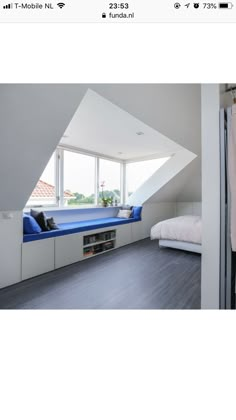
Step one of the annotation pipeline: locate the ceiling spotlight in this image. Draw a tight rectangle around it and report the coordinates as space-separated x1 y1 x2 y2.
136 131 144 136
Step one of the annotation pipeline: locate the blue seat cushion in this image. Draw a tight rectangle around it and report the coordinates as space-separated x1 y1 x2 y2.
23 216 141 243
23 213 42 234
131 206 142 219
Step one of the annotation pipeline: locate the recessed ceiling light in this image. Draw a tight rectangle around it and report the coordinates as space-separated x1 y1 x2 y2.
136 131 144 136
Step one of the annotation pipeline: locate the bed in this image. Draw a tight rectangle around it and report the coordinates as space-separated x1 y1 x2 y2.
150 215 202 254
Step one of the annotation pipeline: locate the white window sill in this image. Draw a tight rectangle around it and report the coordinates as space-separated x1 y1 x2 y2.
24 205 122 213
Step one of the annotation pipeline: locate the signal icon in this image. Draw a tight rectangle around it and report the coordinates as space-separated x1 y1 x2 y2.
57 2 65 8
3 3 12 8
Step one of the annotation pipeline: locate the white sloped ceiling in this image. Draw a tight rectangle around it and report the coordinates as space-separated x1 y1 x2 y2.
90 84 202 202
0 85 86 211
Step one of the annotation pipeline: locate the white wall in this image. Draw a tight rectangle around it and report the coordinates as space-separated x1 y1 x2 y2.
128 149 197 206
175 202 202 217
141 203 176 238
147 160 201 203
201 84 221 309
0 211 22 288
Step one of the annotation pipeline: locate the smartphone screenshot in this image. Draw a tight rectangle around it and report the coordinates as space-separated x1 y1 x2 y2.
0 2 235 420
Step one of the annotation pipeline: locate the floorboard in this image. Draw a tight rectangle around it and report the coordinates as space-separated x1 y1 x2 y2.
0 239 201 309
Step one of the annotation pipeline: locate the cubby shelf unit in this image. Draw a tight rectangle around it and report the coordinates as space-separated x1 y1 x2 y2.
83 229 116 258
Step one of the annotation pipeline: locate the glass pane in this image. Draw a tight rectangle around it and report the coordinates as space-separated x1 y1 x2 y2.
99 159 121 205
64 151 96 206
126 157 170 199
27 153 56 206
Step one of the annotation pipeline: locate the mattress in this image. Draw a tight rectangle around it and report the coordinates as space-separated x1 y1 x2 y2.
159 239 202 254
150 215 202 245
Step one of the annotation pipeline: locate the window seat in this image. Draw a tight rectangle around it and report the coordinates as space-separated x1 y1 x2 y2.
23 216 141 243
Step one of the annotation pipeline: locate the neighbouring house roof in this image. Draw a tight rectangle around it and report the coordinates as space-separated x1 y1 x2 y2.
31 180 74 199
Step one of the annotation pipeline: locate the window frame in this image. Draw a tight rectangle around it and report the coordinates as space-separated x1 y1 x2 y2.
26 146 171 210
62 147 97 207
98 155 123 206
60 146 124 208
26 145 124 209
26 151 59 208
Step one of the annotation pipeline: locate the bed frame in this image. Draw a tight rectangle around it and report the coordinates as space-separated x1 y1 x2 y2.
159 239 202 254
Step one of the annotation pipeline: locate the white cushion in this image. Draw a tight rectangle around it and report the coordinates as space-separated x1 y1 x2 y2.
117 209 132 219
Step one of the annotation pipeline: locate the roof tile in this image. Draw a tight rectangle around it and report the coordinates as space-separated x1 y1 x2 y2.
31 180 74 198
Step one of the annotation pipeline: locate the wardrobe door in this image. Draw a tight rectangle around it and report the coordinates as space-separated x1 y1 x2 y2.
220 107 235 309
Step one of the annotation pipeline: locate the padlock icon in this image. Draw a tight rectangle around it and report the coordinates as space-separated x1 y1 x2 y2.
102 12 106 18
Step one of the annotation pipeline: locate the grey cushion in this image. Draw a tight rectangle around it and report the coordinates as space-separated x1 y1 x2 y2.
47 217 59 230
30 209 50 231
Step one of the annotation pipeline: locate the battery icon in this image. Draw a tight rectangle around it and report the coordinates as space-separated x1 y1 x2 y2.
219 2 234 8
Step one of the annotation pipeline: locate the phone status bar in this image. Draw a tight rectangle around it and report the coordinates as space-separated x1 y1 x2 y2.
0 1 235 22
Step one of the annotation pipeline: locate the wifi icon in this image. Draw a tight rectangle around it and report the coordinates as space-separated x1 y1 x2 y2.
57 2 65 8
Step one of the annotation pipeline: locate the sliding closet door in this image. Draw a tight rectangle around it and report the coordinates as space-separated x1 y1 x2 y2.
220 107 235 309
226 107 234 309
219 108 227 309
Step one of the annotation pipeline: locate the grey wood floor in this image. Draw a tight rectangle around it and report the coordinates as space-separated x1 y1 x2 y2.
0 239 201 309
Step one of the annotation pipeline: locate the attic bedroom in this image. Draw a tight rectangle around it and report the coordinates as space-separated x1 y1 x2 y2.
0 83 226 309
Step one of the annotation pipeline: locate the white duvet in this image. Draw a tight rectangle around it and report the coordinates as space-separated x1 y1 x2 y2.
150 215 202 245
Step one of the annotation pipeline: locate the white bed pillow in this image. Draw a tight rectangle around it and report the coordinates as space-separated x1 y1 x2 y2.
117 209 132 219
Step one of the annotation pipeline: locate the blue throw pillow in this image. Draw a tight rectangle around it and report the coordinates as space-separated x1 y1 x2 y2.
131 206 142 220
23 214 42 234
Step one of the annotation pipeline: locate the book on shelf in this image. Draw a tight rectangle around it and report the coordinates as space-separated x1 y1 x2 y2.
89 235 97 244
84 230 116 247
83 247 94 257
98 230 116 242
83 237 90 246
93 244 103 254
103 241 114 251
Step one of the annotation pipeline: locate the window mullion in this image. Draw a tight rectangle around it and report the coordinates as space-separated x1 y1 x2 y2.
121 162 126 204
55 150 60 206
59 149 64 207
95 157 99 206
